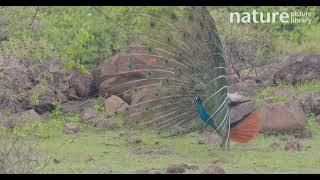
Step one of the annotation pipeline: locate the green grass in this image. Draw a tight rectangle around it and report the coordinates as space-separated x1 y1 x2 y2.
28 117 320 174
3 112 318 174
1 111 320 173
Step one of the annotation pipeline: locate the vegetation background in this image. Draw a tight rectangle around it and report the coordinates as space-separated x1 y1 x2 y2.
1 6 320 174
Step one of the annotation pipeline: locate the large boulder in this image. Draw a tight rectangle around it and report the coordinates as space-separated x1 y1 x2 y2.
273 54 320 84
260 101 307 133
69 70 93 98
11 109 42 128
23 84 58 114
93 47 162 104
255 62 284 87
104 95 128 115
296 92 320 116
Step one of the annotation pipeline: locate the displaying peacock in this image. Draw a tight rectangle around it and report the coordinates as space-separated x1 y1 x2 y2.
93 6 262 149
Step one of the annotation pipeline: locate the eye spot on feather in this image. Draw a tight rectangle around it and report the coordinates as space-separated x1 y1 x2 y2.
155 91 160 97
164 58 169 64
191 79 196 87
150 21 156 28
166 36 173 44
144 106 150 112
128 63 134 71
171 13 178 21
181 31 188 40
193 49 198 56
195 33 201 41
123 107 129 113
176 51 184 61
188 15 193 22
199 21 204 29
132 86 140 93
147 71 153 77
148 47 154 54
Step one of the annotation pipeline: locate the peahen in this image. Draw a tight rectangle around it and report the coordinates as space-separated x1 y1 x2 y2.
93 6 262 149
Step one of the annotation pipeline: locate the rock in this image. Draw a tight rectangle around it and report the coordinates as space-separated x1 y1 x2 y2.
62 99 95 114
13 109 42 128
228 81 259 97
104 95 128 115
240 76 256 83
296 92 320 116
198 139 206 144
212 159 222 164
96 118 117 130
202 165 225 174
53 159 61 164
284 140 304 151
179 163 199 170
64 122 79 134
273 54 320 84
293 130 312 139
227 74 240 85
69 70 93 98
255 63 284 87
93 47 170 105
260 101 307 133
127 136 142 144
25 85 57 114
57 90 69 103
80 108 100 125
198 131 221 145
0 111 12 128
166 164 185 174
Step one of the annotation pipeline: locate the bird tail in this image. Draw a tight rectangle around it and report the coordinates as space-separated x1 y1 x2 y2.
229 111 262 143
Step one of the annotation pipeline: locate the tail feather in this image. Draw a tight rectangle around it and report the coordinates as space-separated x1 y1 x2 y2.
229 111 262 143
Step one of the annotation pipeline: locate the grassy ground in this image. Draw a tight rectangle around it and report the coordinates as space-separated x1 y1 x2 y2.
1 81 320 174
28 110 319 174
31 119 319 174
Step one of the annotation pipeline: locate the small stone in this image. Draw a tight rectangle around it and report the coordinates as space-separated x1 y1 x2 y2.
64 122 79 134
202 165 225 174
198 139 206 144
166 164 185 174
128 136 142 144
53 159 61 164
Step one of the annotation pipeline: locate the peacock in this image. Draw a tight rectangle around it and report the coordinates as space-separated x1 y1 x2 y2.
92 6 262 149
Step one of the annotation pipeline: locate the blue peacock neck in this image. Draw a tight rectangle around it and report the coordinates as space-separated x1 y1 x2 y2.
195 97 216 128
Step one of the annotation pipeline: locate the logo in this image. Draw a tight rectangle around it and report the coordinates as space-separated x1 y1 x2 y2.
230 10 312 24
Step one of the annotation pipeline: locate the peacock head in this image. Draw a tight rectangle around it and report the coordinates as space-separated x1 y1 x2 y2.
193 95 201 103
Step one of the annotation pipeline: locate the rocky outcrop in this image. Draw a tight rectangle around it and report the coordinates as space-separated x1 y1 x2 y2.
273 54 320 84
260 101 307 133
296 92 320 116
93 47 164 104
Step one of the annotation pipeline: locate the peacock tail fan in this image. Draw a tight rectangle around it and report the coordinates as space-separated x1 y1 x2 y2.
94 6 230 144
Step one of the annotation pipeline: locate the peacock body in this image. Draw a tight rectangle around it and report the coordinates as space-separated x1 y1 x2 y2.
93 6 261 149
